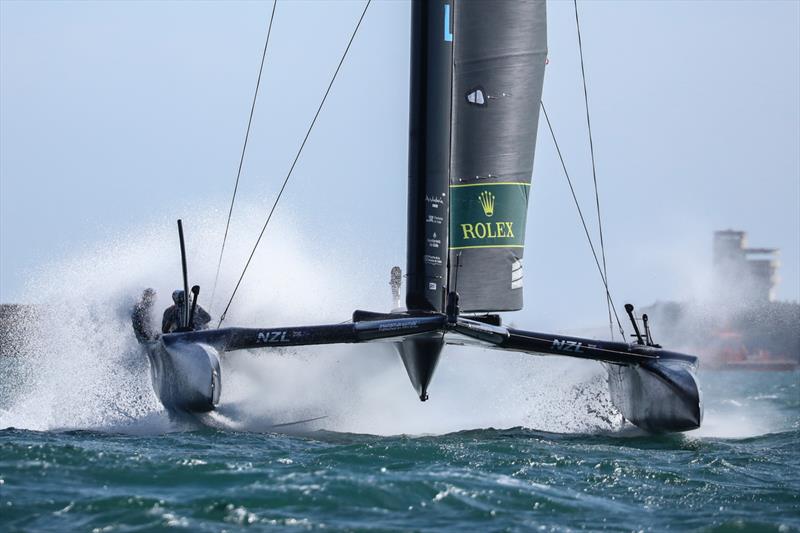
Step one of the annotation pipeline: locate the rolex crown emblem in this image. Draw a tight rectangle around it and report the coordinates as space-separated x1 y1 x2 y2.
478 190 495 217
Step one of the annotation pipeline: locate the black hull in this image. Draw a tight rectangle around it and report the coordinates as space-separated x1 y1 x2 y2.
143 337 221 414
606 360 702 433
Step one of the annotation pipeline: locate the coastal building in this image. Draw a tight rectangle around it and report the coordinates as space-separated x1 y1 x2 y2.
643 230 797 369
712 230 780 304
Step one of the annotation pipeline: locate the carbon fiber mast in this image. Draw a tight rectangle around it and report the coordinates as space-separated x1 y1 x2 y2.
401 0 454 400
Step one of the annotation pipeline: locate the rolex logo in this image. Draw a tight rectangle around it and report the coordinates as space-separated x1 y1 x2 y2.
478 190 495 217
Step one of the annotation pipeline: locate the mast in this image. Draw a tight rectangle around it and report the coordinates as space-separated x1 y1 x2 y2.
405 0 453 313
399 0 454 401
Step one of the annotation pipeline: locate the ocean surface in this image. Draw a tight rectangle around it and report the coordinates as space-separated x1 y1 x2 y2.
1 364 798 532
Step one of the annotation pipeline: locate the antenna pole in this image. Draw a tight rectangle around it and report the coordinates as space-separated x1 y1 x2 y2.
177 220 190 329
624 303 644 345
188 285 200 330
642 313 654 346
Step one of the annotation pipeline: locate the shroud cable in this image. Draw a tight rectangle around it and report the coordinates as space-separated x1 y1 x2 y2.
218 0 372 327
574 0 614 340
541 102 626 339
210 0 278 314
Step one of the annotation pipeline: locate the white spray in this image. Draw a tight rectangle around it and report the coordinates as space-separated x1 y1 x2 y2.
0 206 623 435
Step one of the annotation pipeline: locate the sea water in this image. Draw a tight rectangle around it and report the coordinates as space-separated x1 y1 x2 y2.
1 215 798 531
1 370 798 532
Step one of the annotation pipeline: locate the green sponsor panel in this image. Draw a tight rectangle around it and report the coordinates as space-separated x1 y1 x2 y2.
449 183 529 249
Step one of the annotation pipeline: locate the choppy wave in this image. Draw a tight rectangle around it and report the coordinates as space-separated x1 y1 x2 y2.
1 425 798 531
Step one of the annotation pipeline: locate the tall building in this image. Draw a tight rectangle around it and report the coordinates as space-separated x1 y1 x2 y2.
712 230 779 304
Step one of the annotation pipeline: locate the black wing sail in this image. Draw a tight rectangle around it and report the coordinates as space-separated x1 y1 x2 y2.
448 0 547 312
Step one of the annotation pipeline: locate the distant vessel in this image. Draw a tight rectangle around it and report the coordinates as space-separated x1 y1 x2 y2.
133 0 702 432
645 230 799 371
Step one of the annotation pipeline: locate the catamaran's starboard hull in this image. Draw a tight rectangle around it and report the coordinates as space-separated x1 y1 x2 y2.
606 359 702 433
143 337 221 413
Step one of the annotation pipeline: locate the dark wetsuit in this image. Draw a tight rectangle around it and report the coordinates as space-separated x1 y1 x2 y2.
161 304 211 334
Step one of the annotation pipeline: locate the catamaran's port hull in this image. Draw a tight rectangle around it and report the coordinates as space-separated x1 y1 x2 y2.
606 360 702 432
143 338 221 413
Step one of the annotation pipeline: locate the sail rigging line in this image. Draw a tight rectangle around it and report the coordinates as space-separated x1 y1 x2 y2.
217 0 372 327
573 0 614 340
210 0 278 314
540 102 626 339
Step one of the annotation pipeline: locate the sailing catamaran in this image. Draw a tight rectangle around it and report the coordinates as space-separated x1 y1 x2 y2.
134 0 702 433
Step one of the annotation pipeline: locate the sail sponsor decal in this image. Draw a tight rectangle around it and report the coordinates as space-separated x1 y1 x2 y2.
443 4 453 42
426 231 441 249
551 338 598 354
511 257 523 289
376 319 420 333
257 330 290 343
449 182 529 250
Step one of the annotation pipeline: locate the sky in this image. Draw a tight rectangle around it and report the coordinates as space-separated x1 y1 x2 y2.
1 0 798 332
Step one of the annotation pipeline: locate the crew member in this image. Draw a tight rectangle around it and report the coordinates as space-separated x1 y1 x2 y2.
162 289 212 333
